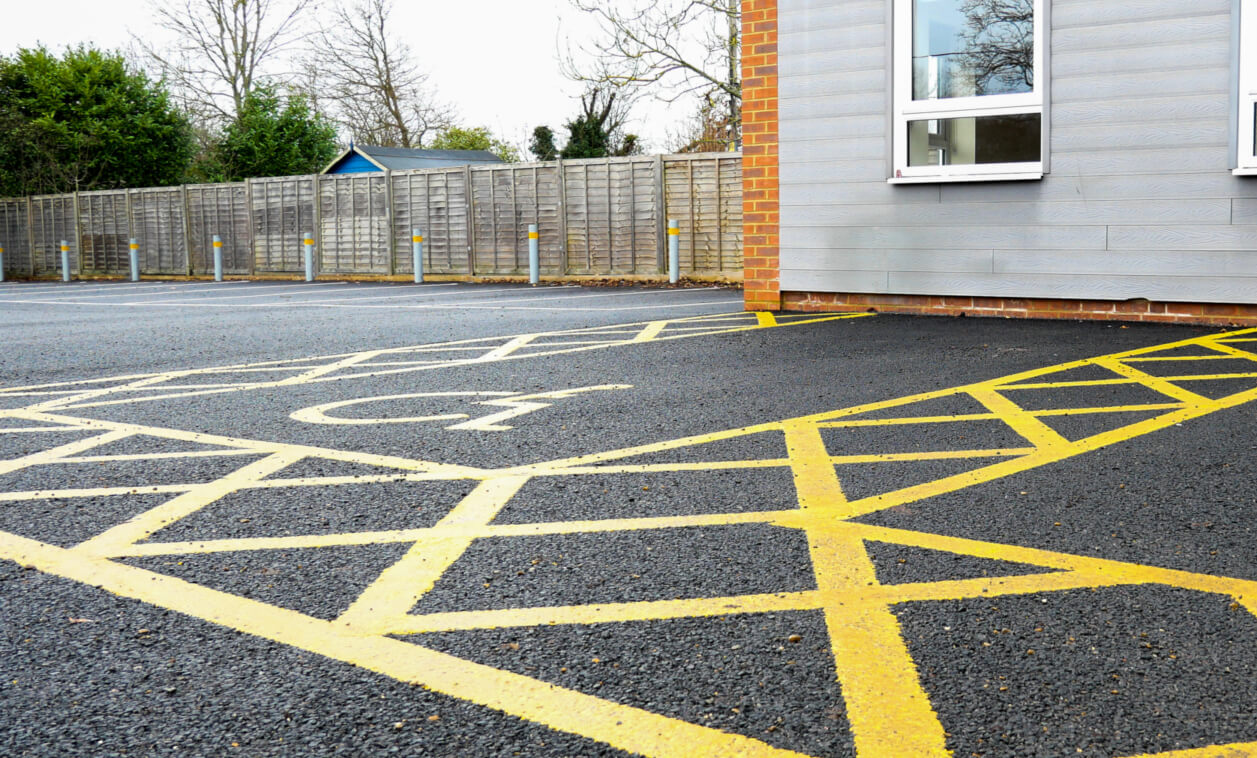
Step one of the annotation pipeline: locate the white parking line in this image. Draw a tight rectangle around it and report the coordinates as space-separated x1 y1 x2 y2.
118 282 432 302
0 296 742 313
8 281 259 301
437 287 724 307
0 280 247 294
300 285 578 305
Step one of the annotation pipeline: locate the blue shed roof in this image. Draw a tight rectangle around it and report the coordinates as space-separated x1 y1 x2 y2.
323 145 505 174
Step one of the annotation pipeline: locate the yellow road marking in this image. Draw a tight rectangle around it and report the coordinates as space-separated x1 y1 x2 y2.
0 530 808 758
3 322 1257 758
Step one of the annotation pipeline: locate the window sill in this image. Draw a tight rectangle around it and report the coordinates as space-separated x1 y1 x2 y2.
1233 167 1257 176
888 172 1045 185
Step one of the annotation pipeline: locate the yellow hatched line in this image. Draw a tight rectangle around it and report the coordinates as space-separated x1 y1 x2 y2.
1095 358 1214 405
782 420 950 758
967 387 1070 448
75 451 308 556
336 476 531 633
0 484 194 502
0 531 811 758
387 591 823 635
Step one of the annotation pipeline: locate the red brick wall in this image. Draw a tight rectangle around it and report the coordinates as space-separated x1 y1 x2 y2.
783 292 1257 327
742 0 781 311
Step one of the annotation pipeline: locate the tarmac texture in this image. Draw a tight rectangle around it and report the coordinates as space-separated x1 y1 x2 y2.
1 280 1256 758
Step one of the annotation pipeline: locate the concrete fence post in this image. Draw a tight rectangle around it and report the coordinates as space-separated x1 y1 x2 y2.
0 245 5 283
303 232 315 282
213 235 224 282
528 224 540 285
668 219 680 285
412 228 424 284
60 240 71 282
129 239 140 282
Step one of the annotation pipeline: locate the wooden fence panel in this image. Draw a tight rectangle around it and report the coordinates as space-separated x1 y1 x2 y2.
250 176 316 274
562 157 660 275
319 173 391 274
470 163 563 275
0 199 32 276
664 154 742 274
187 183 252 275
77 191 130 274
129 188 188 274
30 195 78 275
391 168 471 275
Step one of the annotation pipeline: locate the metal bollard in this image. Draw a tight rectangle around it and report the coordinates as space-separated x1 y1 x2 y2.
212 235 224 282
667 220 680 285
61 240 71 282
528 224 540 285
0 245 5 283
129 239 140 282
412 228 424 284
303 232 315 282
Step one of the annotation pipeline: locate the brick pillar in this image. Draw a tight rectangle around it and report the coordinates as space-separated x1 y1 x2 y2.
742 0 780 311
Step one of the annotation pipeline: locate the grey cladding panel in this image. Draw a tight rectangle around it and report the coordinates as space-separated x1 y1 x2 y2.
778 0 1257 305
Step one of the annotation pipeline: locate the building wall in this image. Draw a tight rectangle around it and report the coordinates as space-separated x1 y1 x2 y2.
771 0 1257 318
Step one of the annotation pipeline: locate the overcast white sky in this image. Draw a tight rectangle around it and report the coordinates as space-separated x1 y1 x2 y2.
0 0 686 153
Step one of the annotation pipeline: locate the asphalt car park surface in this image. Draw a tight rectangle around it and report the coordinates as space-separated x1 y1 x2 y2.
1 279 1255 758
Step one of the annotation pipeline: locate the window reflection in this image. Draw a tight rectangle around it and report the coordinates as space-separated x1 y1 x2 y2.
913 0 1034 100
908 114 1041 166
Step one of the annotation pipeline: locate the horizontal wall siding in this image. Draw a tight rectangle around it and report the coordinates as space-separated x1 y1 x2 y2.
778 0 1257 305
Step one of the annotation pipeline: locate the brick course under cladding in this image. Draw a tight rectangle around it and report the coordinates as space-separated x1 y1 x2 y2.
739 1 1257 327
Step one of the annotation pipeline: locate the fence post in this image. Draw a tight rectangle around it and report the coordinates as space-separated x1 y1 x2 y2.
26 197 35 277
213 235 224 282
385 170 396 276
60 240 71 282
412 228 424 284
0 244 5 283
655 155 667 273
557 158 569 276
529 224 539 285
129 238 140 282
304 232 315 282
72 191 84 276
464 164 475 277
181 184 194 276
668 220 680 285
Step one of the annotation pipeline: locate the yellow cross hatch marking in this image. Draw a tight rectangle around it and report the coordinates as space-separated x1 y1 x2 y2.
0 321 1255 757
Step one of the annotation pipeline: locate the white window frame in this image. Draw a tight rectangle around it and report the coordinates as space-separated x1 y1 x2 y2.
890 0 1049 184
1236 0 1257 174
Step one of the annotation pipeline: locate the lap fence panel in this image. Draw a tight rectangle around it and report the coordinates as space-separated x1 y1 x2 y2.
187 183 252 275
319 173 390 274
391 168 470 275
471 165 562 276
664 154 742 276
77 190 130 275
611 157 659 275
128 188 188 275
0 199 32 276
250 176 316 274
30 195 78 276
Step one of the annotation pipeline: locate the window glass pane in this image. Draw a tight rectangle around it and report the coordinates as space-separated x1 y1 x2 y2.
907 114 1041 166
913 0 1034 100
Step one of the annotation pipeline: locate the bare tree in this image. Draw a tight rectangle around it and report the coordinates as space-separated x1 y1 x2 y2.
960 0 1034 95
311 0 454 148
565 0 740 147
138 0 315 124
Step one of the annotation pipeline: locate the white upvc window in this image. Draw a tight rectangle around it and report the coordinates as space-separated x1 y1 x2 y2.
1237 0 1257 174
891 0 1048 183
